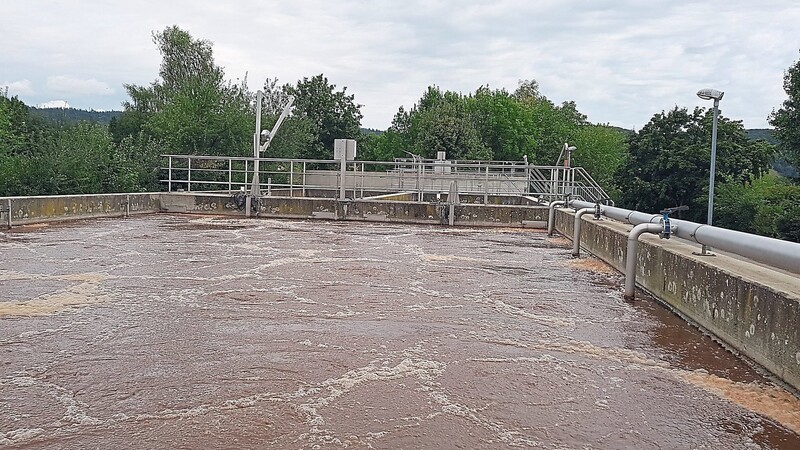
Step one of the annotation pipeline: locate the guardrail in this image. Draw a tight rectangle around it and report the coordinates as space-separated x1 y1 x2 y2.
161 155 611 202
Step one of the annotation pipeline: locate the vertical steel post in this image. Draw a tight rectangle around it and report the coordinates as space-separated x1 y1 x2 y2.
228 159 232 192
302 162 306 197
168 156 173 192
339 152 347 200
187 158 192 192
290 161 294 197
416 157 422 201
702 99 720 255
484 165 489 204
252 91 263 197
5 198 11 229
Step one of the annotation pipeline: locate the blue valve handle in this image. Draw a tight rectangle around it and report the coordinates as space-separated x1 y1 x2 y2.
658 206 688 239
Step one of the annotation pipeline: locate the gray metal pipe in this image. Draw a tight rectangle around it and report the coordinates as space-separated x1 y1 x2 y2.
572 208 595 257
571 200 800 275
547 200 566 236
625 223 666 300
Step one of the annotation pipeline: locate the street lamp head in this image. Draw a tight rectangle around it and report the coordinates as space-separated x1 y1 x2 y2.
697 88 724 101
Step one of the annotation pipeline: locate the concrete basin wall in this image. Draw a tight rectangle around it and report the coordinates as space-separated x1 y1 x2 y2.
554 209 800 391
158 192 548 228
0 193 161 226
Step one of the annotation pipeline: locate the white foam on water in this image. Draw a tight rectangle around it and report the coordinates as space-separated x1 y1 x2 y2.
405 303 464 312
421 254 488 264
48 382 104 427
486 337 669 369
324 310 362 318
294 357 447 429
0 428 45 445
8 376 37 387
421 386 542 447
17 323 74 338
408 281 453 299
472 296 575 328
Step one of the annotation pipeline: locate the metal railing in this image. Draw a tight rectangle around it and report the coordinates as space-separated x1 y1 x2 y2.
527 165 610 204
160 155 611 202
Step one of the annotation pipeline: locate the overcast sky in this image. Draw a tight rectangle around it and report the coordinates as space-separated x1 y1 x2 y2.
3 0 799 130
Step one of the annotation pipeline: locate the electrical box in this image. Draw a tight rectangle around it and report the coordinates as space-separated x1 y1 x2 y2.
434 160 452 174
334 139 357 160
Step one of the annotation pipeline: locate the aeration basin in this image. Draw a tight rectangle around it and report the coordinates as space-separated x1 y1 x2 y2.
1 215 798 448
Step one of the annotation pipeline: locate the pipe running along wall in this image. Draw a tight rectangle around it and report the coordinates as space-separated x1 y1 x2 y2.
547 200 565 236
571 207 595 257
624 223 670 299
569 200 800 275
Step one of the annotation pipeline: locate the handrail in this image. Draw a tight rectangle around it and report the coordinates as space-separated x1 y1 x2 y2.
160 155 612 202
570 200 800 275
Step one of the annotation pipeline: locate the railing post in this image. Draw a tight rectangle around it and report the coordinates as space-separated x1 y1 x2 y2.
302 161 306 197
168 156 173 192
525 162 530 195
4 198 11 229
339 152 347 200
228 159 232 193
416 157 422 201
484 165 489 204
187 157 192 192
290 161 294 197
244 160 249 189
352 162 357 199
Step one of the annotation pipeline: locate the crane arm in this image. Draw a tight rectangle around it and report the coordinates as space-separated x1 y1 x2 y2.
259 94 295 153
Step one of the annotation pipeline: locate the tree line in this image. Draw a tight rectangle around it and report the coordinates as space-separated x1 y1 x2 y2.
1 26 798 242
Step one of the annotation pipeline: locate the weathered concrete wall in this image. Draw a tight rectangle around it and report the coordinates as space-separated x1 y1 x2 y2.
159 192 548 228
0 193 161 226
554 209 800 391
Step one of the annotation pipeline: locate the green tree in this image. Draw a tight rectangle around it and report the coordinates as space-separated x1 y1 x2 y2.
0 93 47 156
283 74 363 159
122 26 253 156
107 132 163 192
254 78 316 160
768 51 800 177
513 80 585 164
614 107 774 221
47 122 115 194
571 124 627 198
372 80 607 167
108 111 149 144
467 86 535 161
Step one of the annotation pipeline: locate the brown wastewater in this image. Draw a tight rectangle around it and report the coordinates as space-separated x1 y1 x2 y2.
1 215 798 449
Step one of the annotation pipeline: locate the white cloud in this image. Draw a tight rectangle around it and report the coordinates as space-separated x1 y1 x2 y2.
2 0 799 129
37 100 70 109
2 79 35 96
46 76 114 96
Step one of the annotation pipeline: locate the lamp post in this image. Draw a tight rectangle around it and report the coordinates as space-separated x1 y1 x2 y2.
696 88 724 255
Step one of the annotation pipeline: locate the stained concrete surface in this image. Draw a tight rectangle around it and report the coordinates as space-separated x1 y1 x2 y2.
1 215 799 449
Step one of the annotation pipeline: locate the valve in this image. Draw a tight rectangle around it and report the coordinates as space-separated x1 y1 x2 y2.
594 197 610 220
658 205 688 239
